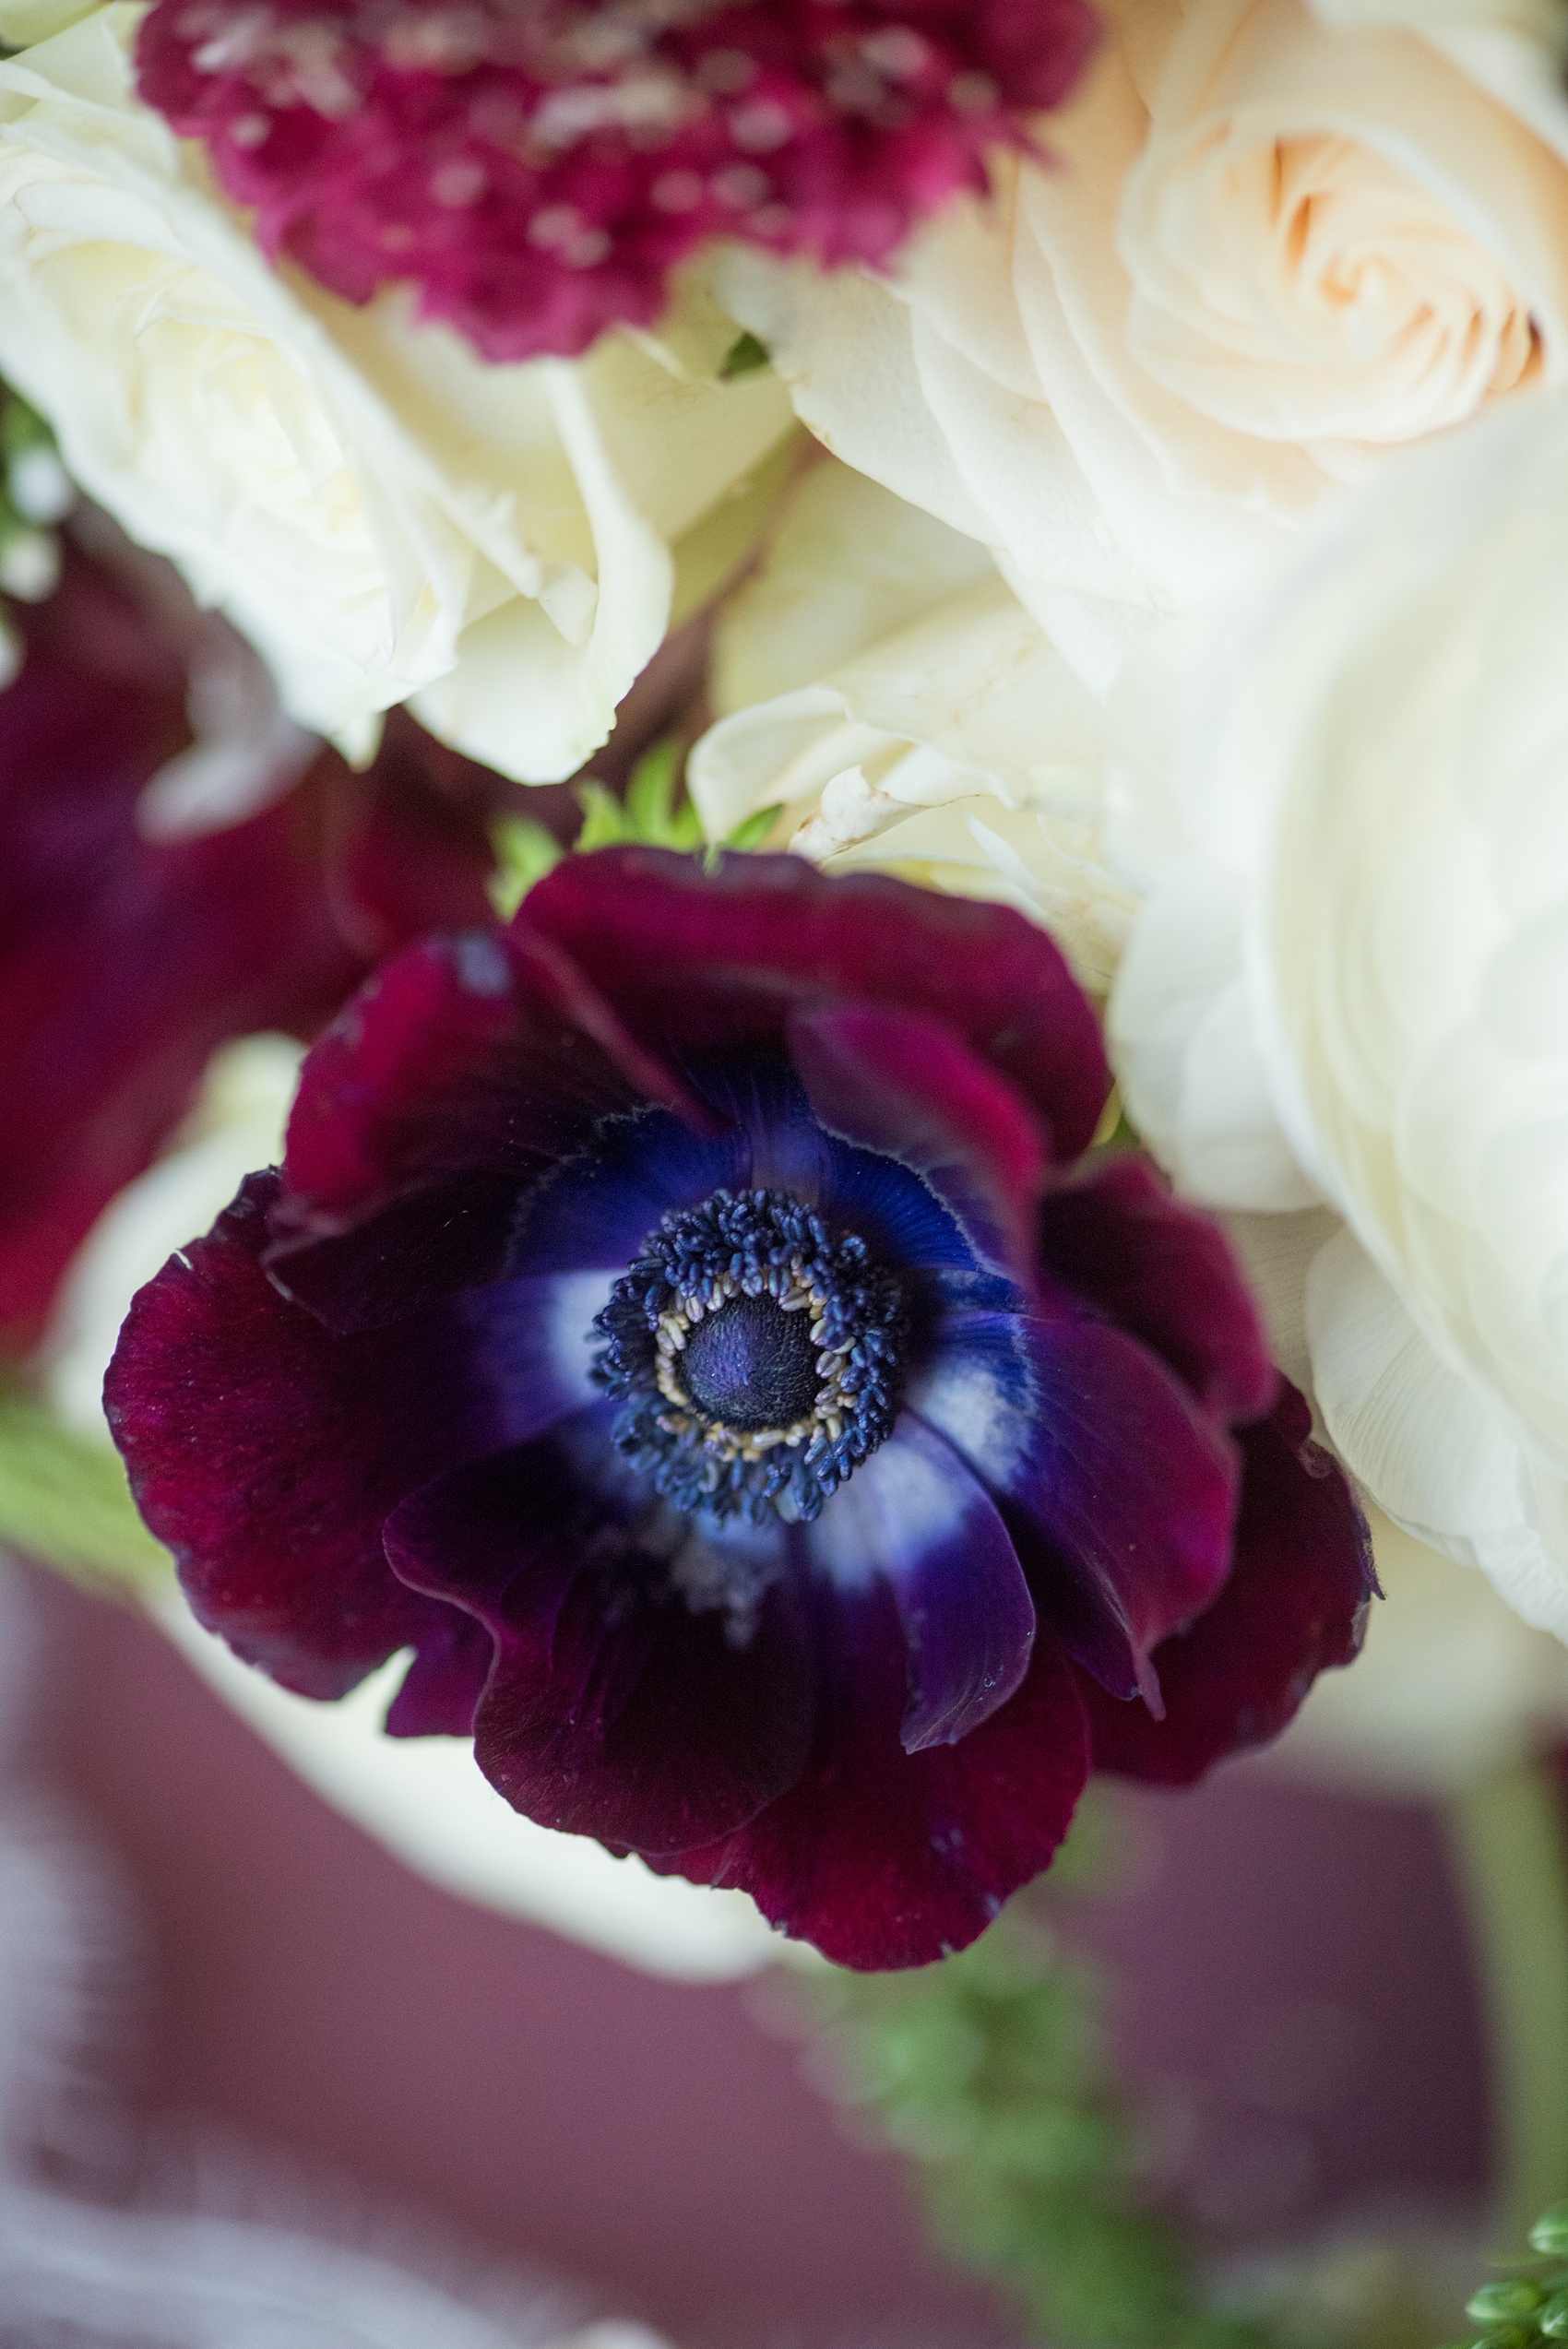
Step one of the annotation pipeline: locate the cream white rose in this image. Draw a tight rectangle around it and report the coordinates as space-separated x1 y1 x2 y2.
689 461 1136 988
723 0 1568 688
1109 391 1568 1643
0 7 795 778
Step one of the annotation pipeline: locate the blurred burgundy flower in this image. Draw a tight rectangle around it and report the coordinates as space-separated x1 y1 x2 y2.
137 0 1099 362
0 540 497 1353
107 849 1372 1969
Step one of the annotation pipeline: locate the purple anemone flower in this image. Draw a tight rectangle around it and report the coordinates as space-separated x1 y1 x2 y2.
107 849 1372 1969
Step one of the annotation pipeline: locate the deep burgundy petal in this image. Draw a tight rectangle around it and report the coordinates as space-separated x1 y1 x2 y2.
0 553 335 1347
1037 1155 1277 1424
523 849 1111 1161
0 547 500 1354
383 1606 496 1738
385 1410 816 1851
1080 1386 1376 1785
315 706 502 965
280 926 694 1216
268 922 719 1323
104 1170 550 1705
659 1584 1089 1970
263 1170 537 1332
787 1000 1047 1292
804 1417 1036 1752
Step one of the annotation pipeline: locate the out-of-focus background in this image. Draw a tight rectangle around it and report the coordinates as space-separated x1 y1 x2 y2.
18 1561 1491 2346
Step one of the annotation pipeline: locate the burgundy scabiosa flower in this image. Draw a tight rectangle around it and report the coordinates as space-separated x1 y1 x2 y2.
107 849 1372 1968
137 0 1099 362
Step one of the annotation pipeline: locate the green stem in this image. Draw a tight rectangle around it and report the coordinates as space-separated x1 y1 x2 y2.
1445 1757 1568 2244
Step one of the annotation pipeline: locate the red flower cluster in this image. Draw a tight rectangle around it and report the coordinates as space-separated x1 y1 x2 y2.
137 0 1099 361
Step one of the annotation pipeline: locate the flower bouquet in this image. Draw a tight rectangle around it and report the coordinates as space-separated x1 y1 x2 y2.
4 0 1568 2334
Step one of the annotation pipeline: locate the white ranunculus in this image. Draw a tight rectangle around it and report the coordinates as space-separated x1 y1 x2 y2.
688 461 1137 989
722 0 1568 688
0 9 795 780
1108 391 1568 1643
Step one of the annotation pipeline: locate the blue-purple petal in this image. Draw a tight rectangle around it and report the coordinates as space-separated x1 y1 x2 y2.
805 1415 1036 1752
691 1052 983 1277
511 1103 749 1275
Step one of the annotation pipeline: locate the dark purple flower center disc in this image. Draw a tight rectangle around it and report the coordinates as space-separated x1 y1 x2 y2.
592 1182 906 1523
682 1293 821 1433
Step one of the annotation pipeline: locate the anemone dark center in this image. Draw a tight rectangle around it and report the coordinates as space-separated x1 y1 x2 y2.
680 1293 821 1433
590 1184 907 1525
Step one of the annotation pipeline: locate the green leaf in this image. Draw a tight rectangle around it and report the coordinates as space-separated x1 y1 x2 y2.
0 1391 171 1593
0 386 53 462
722 802 782 851
575 777 634 850
619 740 704 849
719 330 770 380
486 814 564 918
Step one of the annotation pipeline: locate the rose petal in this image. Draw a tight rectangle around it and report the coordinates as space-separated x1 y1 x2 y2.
1081 1386 1375 1784
660 1584 1089 1970
385 1407 816 1851
804 1414 1036 1752
524 848 1111 1159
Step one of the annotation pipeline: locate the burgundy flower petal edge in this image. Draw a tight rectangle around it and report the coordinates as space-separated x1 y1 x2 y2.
1037 1153 1277 1429
268 917 719 1326
105 1170 545 1711
1079 1386 1376 1785
525 848 1111 1161
649 1585 1091 1970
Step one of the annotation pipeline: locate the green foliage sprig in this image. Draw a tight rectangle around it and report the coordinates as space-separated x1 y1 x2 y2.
1451 2207 1568 2349
488 739 778 917
0 385 70 611
783 1812 1282 2349
0 1388 170 1593
784 1807 1548 2349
